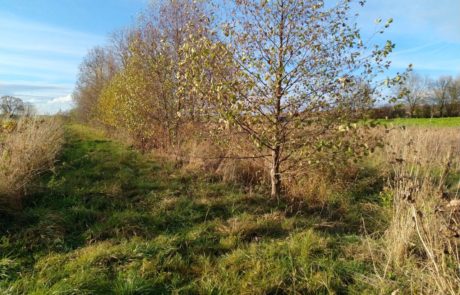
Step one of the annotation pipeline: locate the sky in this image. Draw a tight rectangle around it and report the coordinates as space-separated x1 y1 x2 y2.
0 0 148 113
0 0 459 114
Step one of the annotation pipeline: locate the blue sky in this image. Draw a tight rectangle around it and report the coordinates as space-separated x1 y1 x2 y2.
0 0 459 113
0 0 148 113
358 0 460 76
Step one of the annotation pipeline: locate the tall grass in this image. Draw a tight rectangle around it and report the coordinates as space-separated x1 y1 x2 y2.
0 117 64 208
367 127 460 294
181 131 269 188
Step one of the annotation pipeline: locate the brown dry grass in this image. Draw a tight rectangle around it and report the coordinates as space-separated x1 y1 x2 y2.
178 125 358 203
0 116 64 208
180 129 269 188
365 127 460 294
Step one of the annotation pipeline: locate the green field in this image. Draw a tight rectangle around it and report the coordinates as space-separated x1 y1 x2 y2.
378 117 460 127
0 124 386 294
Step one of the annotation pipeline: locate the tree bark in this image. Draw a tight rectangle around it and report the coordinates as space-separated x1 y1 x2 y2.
270 0 285 200
270 146 281 199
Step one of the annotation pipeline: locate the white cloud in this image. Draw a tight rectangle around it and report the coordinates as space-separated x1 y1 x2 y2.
0 81 74 114
0 14 105 113
48 94 72 104
33 93 74 115
0 54 78 77
0 14 102 82
0 81 73 103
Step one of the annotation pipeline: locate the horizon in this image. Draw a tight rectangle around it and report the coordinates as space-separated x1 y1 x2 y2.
1 0 459 114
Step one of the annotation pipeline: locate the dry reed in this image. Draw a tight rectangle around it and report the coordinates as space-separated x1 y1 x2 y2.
0 116 64 208
367 127 460 294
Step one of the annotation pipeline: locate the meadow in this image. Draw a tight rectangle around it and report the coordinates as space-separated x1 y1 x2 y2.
378 117 460 127
2 0 459 293
1 124 377 294
1 120 459 294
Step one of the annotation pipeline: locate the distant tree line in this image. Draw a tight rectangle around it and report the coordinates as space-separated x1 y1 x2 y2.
371 74 460 119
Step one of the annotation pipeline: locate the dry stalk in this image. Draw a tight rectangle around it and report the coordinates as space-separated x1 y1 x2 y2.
369 127 460 293
0 116 64 207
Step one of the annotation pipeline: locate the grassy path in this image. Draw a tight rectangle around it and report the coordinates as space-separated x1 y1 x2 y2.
1 124 377 294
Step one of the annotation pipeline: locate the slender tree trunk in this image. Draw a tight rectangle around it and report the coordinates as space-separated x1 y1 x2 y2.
270 146 281 199
270 1 285 200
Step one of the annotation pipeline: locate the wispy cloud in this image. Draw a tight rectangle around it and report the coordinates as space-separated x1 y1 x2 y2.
0 13 104 57
390 41 460 75
0 13 105 113
360 0 460 43
0 52 79 76
0 82 68 93
48 94 72 104
0 81 74 112
356 0 460 77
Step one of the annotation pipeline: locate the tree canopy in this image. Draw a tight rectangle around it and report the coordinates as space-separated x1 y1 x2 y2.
1 96 26 118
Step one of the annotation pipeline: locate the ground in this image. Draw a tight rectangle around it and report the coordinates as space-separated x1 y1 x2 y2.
1 124 389 294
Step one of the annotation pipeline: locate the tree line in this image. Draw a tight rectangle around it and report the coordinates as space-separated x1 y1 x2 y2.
73 0 404 198
372 74 460 119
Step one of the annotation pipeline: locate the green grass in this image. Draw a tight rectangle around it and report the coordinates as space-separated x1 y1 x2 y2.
378 117 460 127
0 124 384 294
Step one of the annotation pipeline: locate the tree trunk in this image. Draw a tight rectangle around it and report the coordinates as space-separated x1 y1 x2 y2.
409 107 414 118
270 1 285 200
270 146 281 199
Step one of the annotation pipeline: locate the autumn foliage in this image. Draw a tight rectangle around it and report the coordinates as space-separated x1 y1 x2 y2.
74 0 405 198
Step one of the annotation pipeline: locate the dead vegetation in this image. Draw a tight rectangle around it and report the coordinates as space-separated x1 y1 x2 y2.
364 127 460 294
0 117 64 208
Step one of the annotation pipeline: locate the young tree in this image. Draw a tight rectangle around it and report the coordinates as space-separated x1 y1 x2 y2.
98 33 176 150
98 0 212 149
73 47 118 122
0 96 25 118
110 27 137 69
431 76 452 117
447 76 460 117
184 0 402 198
397 73 428 117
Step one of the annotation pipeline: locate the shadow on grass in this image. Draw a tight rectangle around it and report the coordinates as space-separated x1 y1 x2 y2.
0 124 383 294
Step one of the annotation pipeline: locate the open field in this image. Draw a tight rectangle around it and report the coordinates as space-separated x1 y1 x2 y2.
378 117 460 127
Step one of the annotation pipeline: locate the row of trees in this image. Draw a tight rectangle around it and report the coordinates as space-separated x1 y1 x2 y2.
396 74 460 118
73 0 404 198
